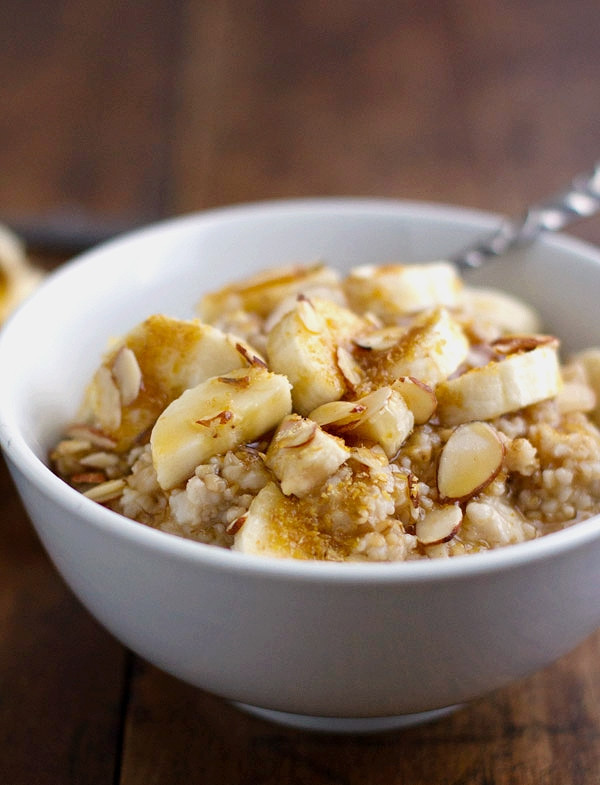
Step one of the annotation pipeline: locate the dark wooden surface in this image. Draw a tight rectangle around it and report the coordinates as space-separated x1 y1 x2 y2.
2 2 600 783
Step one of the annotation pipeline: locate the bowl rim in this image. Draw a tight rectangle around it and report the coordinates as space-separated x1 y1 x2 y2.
2 195 600 585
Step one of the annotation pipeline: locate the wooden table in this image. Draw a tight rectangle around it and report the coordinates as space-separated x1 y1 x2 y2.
2 2 600 782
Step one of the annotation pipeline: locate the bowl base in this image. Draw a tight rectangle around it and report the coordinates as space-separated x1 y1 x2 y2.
233 702 462 734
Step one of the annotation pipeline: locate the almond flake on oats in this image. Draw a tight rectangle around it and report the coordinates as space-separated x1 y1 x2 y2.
437 421 505 501
416 505 462 546
83 478 126 503
79 451 121 469
296 296 323 333
491 334 558 356
226 513 247 535
392 377 437 424
112 346 142 406
65 425 117 449
336 346 362 387
91 365 122 432
353 326 407 352
53 438 93 455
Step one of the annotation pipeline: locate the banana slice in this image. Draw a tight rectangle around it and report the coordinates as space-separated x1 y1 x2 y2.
343 261 462 321
266 297 347 415
0 223 43 322
461 286 542 335
233 482 337 559
437 338 562 425
265 414 349 497
357 307 469 389
80 315 262 451
151 366 292 489
571 348 600 425
198 263 341 322
309 386 414 458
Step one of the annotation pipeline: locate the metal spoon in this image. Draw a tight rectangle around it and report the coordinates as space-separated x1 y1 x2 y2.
451 162 600 271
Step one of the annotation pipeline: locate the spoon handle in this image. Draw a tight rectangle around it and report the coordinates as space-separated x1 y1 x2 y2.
451 162 600 271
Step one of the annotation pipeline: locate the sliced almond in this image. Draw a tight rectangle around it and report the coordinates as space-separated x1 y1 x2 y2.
89 366 122 432
112 346 142 406
296 296 324 333
353 326 407 351
65 424 117 449
309 399 367 430
83 478 126 503
491 334 558 356
336 346 363 387
392 377 437 424
437 421 505 501
416 505 462 546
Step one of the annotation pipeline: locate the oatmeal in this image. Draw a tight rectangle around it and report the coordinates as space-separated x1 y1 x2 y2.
50 261 600 560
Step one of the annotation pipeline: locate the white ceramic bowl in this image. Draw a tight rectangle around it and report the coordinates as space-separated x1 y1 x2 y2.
2 199 600 733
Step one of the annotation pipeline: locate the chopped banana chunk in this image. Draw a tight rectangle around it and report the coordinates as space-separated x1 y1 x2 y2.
232 482 339 559
266 297 347 414
310 386 414 458
461 286 542 335
437 341 562 425
571 348 600 425
344 261 462 320
198 263 341 322
356 307 469 389
0 223 43 322
151 366 292 489
265 414 349 497
80 315 260 450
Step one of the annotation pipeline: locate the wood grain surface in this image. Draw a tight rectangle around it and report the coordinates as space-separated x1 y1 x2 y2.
1 2 600 783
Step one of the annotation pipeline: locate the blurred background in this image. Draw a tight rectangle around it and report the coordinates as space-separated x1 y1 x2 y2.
1 0 599 255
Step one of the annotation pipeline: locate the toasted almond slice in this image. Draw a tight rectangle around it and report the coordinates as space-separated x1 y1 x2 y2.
296 296 324 333
309 399 367 430
112 346 142 406
491 334 558 356
310 388 413 458
336 346 363 387
353 326 407 351
65 425 117 449
89 365 122 432
437 421 505 501
83 478 126 503
416 505 462 546
392 377 437 424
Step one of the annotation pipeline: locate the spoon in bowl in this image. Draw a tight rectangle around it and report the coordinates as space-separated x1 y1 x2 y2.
451 161 600 271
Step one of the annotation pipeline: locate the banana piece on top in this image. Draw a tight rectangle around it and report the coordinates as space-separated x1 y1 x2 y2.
437 336 562 425
266 296 366 415
198 263 342 322
343 261 462 321
0 223 43 322
80 315 265 451
151 366 292 490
